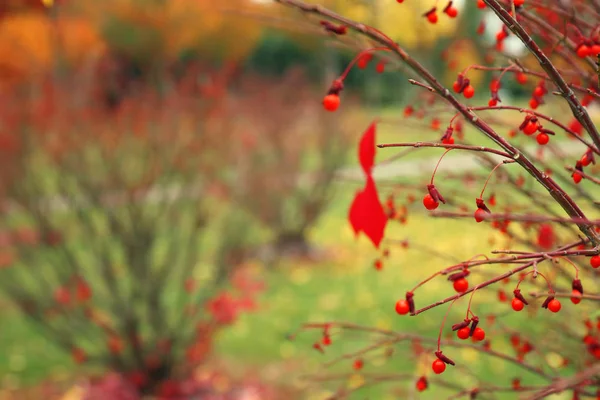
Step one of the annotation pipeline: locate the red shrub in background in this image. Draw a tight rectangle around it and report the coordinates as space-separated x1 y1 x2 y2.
277 0 600 398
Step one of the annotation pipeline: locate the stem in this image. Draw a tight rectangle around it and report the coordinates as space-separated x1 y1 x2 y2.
377 142 513 158
431 149 452 185
480 160 511 199
438 299 459 352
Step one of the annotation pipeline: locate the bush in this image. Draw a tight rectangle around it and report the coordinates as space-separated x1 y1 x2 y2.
0 63 264 397
275 0 600 398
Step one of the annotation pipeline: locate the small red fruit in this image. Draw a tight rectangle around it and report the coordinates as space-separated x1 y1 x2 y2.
547 299 561 313
374 259 383 270
395 299 410 315
536 133 549 145
590 255 600 268
511 298 524 311
514 0 524 5
376 62 385 74
416 376 428 391
453 278 469 293
423 194 439 210
457 327 470 340
577 45 590 58
427 12 438 24
463 85 475 98
445 6 458 18
432 359 446 374
472 327 486 341
442 136 455 145
529 98 539 109
322 335 332 346
477 0 486 8
571 290 582 305
533 86 544 97
353 359 364 370
452 81 461 93
488 98 498 107
323 94 340 112
516 72 527 84
474 208 488 222
572 172 583 184
522 121 538 135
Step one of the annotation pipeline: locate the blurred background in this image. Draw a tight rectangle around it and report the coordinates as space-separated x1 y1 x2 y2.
0 0 578 399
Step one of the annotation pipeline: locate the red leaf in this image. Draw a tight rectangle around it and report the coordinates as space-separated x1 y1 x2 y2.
349 189 367 235
358 122 376 175
361 175 388 248
348 175 388 248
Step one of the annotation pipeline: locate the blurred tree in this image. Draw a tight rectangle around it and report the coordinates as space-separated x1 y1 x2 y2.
0 10 105 89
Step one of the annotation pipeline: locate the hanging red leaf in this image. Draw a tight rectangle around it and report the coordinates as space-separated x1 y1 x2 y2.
358 122 376 175
348 189 366 235
348 175 388 248
360 175 388 248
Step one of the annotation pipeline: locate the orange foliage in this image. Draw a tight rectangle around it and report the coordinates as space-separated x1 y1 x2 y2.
0 12 105 88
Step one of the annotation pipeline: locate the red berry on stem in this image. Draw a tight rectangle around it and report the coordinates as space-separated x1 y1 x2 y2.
590 255 600 268
463 85 475 98
376 62 385 74
472 327 486 341
522 121 538 135
536 133 549 145
529 98 539 109
323 94 340 112
477 0 486 8
423 194 439 210
512 298 524 311
442 136 454 145
432 359 446 374
452 81 461 93
457 327 470 340
516 72 527 84
571 290 582 305
533 86 544 97
474 208 487 223
577 45 590 58
395 299 410 315
547 299 561 313
453 278 469 293
445 6 458 18
416 376 428 392
426 12 438 24
572 172 583 184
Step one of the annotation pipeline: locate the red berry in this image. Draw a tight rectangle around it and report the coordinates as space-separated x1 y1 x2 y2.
353 359 363 370
416 376 428 391
572 172 583 184
536 133 549 145
577 45 590 58
452 81 461 93
571 290 582 305
442 136 455 145
533 86 544 97
496 30 508 41
511 298 524 311
547 299 561 313
581 154 592 166
516 72 527 85
395 299 410 315
477 0 486 8
529 98 539 109
374 259 383 270
432 359 446 374
591 45 600 55
522 121 538 135
453 278 469 293
457 327 470 340
376 62 385 74
514 0 524 5
423 194 439 210
463 85 475 98
488 98 498 107
474 208 488 223
322 335 332 346
590 255 600 268
445 6 458 18
323 94 340 112
427 12 438 24
472 327 486 341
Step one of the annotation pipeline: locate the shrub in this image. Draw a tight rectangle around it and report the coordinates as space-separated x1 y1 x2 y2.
276 0 600 398
0 64 263 397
